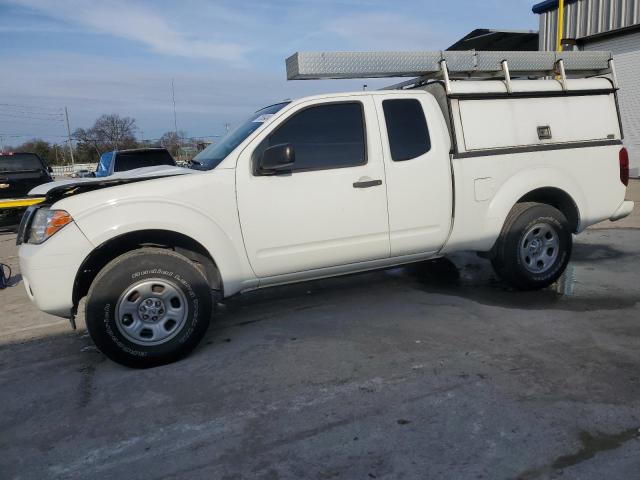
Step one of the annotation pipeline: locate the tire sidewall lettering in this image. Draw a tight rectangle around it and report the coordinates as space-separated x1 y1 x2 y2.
103 266 202 353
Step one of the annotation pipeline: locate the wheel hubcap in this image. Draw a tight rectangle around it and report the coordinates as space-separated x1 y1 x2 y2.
115 279 188 346
519 223 560 274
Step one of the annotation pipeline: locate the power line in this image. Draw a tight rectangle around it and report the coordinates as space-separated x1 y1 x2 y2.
0 111 64 119
0 106 63 114
0 112 64 123
0 102 64 113
0 132 69 138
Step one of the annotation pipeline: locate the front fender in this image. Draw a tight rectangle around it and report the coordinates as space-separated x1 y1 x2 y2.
53 170 256 297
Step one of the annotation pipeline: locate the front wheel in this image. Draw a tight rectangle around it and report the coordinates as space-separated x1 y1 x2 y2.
491 202 572 290
86 248 212 368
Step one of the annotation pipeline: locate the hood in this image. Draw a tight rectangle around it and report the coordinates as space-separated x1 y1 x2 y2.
29 165 197 202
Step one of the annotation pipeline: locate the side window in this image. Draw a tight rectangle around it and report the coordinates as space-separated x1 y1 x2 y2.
382 99 431 161
266 102 366 171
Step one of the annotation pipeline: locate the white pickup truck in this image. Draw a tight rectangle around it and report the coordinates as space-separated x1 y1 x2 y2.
18 51 634 367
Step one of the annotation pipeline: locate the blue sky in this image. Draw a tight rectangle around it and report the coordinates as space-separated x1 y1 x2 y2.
0 0 538 145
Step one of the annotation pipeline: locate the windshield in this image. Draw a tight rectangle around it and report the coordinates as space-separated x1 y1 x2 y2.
0 153 44 173
191 102 289 170
114 150 176 172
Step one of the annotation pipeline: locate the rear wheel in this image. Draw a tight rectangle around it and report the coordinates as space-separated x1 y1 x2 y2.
491 202 572 290
86 248 212 368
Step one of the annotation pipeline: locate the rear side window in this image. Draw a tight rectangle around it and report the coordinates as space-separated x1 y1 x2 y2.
267 102 366 171
382 99 431 161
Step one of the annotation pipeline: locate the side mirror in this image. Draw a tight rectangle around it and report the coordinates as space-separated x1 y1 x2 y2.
259 143 295 174
47 166 53 173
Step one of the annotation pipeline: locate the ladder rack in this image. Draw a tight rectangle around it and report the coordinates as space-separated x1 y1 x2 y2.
286 50 618 93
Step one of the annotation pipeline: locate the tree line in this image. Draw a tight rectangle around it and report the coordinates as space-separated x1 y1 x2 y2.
6 114 193 165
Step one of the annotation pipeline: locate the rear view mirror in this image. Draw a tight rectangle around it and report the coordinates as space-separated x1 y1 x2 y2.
259 143 295 174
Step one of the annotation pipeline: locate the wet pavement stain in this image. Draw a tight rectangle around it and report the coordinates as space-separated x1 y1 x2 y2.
404 253 639 312
517 427 640 479
209 239 639 337
552 427 640 469
570 242 627 262
190 231 640 349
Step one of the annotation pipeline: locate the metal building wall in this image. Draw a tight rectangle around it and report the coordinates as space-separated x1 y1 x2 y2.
583 30 640 175
539 0 640 51
537 0 640 175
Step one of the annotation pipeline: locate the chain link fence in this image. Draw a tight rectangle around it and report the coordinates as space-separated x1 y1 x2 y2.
51 163 97 177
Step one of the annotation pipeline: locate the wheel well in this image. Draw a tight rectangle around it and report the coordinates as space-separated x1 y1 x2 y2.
73 230 222 306
518 187 580 233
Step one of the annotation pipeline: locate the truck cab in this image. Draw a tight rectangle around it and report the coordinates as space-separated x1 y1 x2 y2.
0 152 53 200
0 152 52 226
95 148 176 177
222 90 453 277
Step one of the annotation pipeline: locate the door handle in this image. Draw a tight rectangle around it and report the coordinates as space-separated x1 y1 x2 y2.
353 179 382 188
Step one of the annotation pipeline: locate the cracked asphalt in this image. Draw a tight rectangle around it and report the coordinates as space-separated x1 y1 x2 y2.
1 182 639 480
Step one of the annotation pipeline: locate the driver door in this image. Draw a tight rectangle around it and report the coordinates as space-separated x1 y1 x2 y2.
235 96 390 278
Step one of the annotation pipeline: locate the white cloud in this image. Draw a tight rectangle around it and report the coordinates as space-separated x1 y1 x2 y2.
325 12 445 50
7 0 249 62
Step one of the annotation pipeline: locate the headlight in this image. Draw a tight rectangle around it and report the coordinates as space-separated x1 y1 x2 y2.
28 208 73 244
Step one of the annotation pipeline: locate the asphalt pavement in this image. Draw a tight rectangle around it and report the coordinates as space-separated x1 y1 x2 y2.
1 183 640 480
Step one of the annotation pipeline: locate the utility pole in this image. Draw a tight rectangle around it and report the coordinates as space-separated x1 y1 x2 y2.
171 79 178 135
171 79 181 161
65 106 75 168
0 135 4 153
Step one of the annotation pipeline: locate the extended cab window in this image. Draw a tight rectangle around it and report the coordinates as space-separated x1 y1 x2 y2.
382 99 431 161
267 102 366 171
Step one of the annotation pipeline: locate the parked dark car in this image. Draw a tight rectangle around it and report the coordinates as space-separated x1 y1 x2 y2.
70 169 95 178
95 148 176 177
0 152 53 226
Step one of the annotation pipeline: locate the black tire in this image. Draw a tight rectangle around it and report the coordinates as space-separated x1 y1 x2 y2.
491 202 572 290
86 248 212 368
